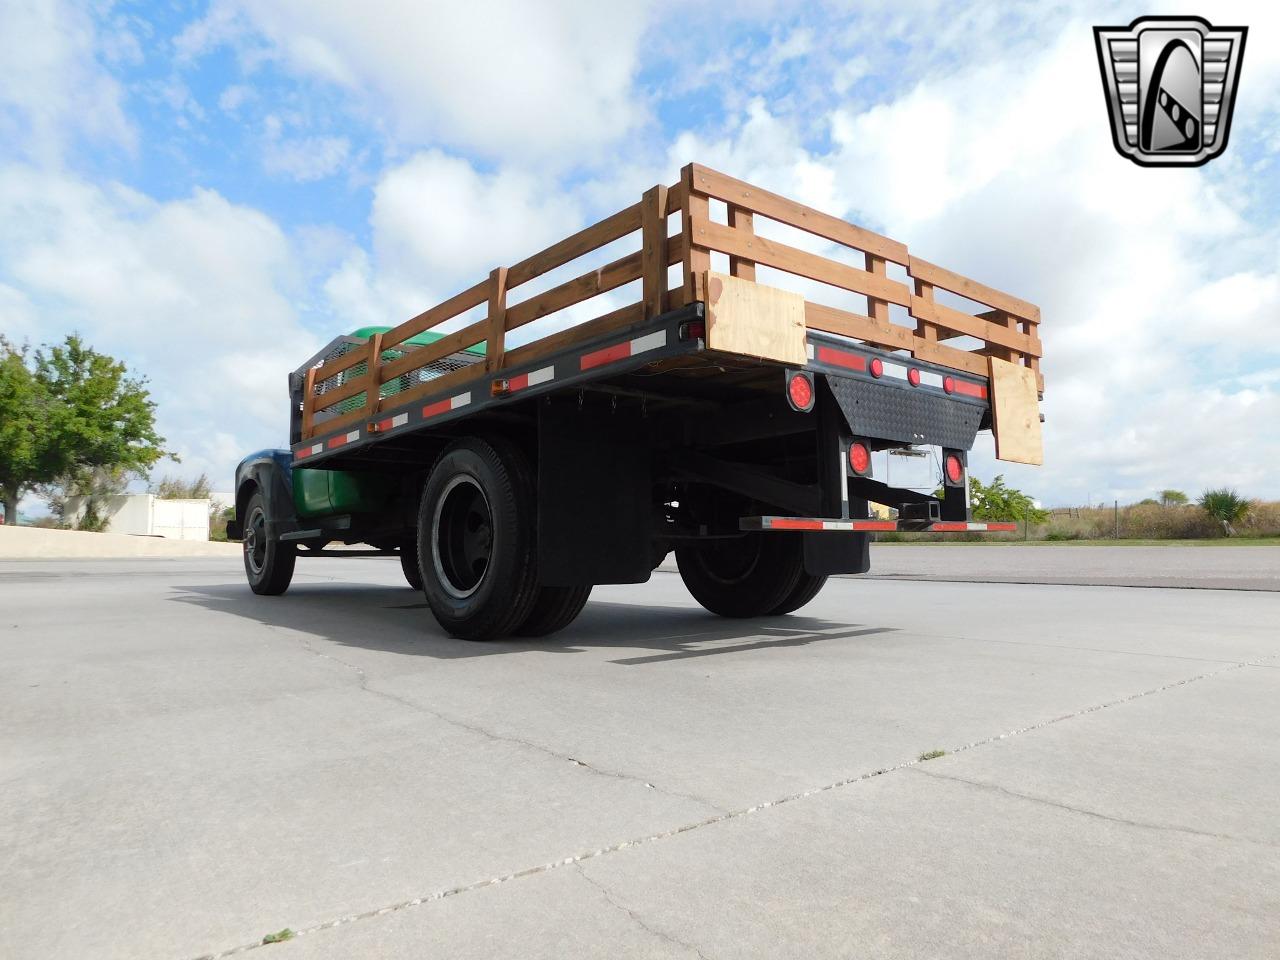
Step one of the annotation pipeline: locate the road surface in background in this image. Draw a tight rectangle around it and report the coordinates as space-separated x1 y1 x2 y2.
2 549 1277 959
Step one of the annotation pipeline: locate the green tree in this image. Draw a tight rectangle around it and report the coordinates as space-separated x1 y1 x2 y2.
0 335 170 524
1160 489 1188 506
963 475 1049 524
1198 488 1250 536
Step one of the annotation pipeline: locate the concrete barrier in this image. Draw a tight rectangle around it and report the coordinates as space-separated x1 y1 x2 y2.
0 526 242 559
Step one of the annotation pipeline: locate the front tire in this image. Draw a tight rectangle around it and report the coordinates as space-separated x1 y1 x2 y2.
676 533 804 618
242 490 296 595
417 438 540 640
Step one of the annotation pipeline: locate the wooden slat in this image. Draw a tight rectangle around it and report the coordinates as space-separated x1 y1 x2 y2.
485 266 509 373
641 184 669 319
312 347 370 384
728 206 755 280
382 279 489 351
913 279 939 344
665 181 684 215
504 249 643 331
865 254 889 327
690 216 912 307
310 403 372 438
682 164 710 306
688 163 909 265
804 302 917 352
910 297 1041 356
300 366 317 438
501 301 645 370
314 367 374 410
507 203 642 289
378 317 488 383
909 257 1040 323
379 363 485 413
910 338 990 378
360 333 383 416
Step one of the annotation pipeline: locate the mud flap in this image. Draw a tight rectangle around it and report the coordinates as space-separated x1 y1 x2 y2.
802 531 871 576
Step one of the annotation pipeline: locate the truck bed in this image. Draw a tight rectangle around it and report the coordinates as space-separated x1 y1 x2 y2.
288 163 1042 474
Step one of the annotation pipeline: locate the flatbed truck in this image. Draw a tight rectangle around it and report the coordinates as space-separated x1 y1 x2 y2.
228 164 1044 640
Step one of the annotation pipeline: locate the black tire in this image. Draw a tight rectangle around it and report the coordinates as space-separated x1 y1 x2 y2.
417 437 540 641
517 585 592 637
676 533 805 618
768 573 827 615
400 541 423 591
242 490 296 596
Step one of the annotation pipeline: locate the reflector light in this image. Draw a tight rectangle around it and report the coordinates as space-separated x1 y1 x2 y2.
787 372 814 411
679 321 706 341
907 368 921 387
945 454 964 484
848 441 871 475
943 376 955 395
869 358 884 378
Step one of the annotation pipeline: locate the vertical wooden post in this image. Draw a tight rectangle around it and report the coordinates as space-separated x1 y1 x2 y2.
484 266 509 373
865 253 888 325
361 332 383 419
728 206 755 280
641 184 669 320
681 164 710 305
301 366 317 439
913 278 938 343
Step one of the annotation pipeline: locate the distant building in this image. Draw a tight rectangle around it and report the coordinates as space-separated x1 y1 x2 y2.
63 494 211 541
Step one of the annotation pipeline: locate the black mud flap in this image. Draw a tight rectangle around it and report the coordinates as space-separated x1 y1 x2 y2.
802 532 871 576
537 401 653 586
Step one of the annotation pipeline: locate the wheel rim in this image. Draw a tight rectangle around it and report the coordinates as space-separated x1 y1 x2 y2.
431 475 493 599
244 506 267 575
696 535 763 585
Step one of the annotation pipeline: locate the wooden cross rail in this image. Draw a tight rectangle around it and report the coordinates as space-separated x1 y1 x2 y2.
301 162 1043 438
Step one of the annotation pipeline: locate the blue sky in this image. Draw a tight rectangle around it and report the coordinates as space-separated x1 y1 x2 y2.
2 0 1277 506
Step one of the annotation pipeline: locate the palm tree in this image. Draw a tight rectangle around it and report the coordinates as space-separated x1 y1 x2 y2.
1198 488 1250 536
1159 489 1188 506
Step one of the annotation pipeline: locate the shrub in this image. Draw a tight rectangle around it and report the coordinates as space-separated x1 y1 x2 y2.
1199 488 1250 536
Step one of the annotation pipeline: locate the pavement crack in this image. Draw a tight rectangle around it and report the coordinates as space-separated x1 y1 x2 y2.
575 863 713 959
911 767 1276 847
288 628 727 815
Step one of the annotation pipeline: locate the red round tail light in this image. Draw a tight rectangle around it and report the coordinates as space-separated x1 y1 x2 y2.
848 441 871 476
907 368 921 387
943 376 956 395
787 372 814 411
945 453 964 484
869 357 884 378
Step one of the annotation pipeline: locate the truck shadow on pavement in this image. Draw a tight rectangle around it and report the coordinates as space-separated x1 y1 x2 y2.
172 581 897 663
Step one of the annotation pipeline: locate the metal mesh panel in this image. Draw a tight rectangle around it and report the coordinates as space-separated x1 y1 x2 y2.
311 340 482 421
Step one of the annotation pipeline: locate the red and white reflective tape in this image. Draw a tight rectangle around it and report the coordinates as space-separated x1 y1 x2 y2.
580 330 667 371
422 391 472 419
295 442 324 460
326 429 361 450
504 366 555 393
815 345 867 372
756 517 897 532
373 411 409 433
927 521 1016 532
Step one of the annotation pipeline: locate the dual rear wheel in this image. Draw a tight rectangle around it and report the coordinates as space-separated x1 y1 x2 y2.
414 438 592 642
675 534 826 618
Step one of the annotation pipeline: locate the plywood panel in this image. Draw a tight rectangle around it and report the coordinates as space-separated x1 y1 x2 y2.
989 356 1043 465
704 270 807 366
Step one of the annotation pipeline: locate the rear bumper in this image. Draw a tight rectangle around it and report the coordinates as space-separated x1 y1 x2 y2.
742 516 1017 533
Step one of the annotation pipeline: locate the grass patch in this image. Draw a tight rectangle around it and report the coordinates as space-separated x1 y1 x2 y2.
918 749 947 761
262 929 294 945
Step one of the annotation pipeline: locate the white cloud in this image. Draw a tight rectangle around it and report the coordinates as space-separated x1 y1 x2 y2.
262 130 351 182
177 0 657 161
0 166 320 485
0 0 134 160
669 15 1280 503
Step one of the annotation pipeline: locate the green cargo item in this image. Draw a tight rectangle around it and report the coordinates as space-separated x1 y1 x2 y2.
350 326 487 356
294 467 397 518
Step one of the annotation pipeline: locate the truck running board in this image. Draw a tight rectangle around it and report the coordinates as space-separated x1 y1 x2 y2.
741 516 1018 533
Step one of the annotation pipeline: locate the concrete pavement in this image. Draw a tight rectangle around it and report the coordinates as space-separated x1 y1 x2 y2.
1 549 1277 959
